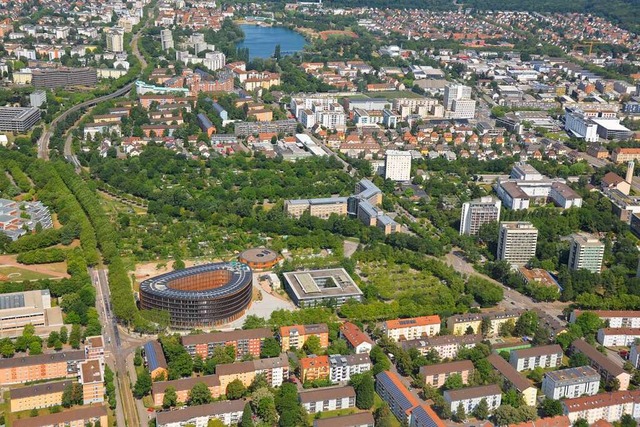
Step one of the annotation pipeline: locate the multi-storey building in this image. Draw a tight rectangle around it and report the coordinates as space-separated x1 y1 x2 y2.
0 350 85 385
568 233 605 273
13 405 108 427
631 344 640 369
329 353 371 383
444 84 472 110
541 366 601 400
0 106 41 132
181 328 273 360
562 390 640 424
156 400 245 427
570 310 640 328
381 316 441 342
571 339 630 391
160 29 174 51
299 386 356 414
84 336 105 361
419 360 474 388
300 355 330 383
487 353 537 407
279 324 329 351
78 359 104 405
9 380 72 412
152 375 222 406
400 334 482 359
597 328 640 347
32 67 97 89
216 354 289 391
106 28 124 52
0 289 63 338
509 344 563 372
443 384 502 413
384 150 412 181
460 197 501 235
340 322 373 354
447 313 483 336
497 221 538 266
143 340 168 380
376 371 421 424
284 269 364 308
613 148 640 163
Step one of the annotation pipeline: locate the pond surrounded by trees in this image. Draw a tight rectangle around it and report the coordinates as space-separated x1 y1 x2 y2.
236 25 307 60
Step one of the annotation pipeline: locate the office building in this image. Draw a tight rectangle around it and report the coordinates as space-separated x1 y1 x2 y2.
509 344 563 372
283 268 364 308
299 386 356 414
497 221 538 266
329 353 371 383
279 323 329 351
487 353 537 406
570 339 630 391
460 197 501 235
156 400 245 427
0 106 41 132
419 360 473 388
384 150 412 181
106 28 125 52
160 29 174 51
443 384 502 413
0 289 63 338
29 90 46 108
541 366 601 400
381 316 441 342
568 233 605 274
32 67 97 89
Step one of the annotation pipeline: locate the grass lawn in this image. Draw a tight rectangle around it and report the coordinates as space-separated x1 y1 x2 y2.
0 266 55 282
373 393 402 427
367 90 422 99
307 408 364 424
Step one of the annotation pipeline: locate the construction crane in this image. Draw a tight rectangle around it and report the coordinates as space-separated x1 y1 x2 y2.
574 40 604 56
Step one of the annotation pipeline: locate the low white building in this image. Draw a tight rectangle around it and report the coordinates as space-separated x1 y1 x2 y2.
597 328 640 347
509 344 563 372
299 386 356 414
155 400 245 427
570 310 640 328
541 366 601 400
443 384 502 413
562 390 640 424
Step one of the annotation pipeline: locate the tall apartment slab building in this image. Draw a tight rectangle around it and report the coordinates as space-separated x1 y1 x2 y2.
497 221 538 266
460 196 501 235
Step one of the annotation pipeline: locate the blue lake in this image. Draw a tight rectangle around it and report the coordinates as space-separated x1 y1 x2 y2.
236 24 307 60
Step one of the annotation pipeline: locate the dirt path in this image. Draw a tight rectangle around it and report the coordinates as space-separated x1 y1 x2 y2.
0 255 69 278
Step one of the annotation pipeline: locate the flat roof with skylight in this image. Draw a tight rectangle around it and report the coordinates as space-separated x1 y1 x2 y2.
283 268 363 307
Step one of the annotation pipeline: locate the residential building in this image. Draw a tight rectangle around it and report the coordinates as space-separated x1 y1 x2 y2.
400 334 482 359
284 198 349 219
283 269 364 308
152 375 222 406
568 233 605 273
329 353 371 383
143 340 168 380
444 83 472 110
78 359 104 405
0 349 85 385
299 386 356 414
9 380 72 412
460 197 501 235
541 366 601 400
443 384 502 413
381 316 441 342
497 221 538 266
181 328 273 360
375 371 421 424
570 310 640 328
485 310 524 336
419 360 473 388
280 324 329 351
106 28 124 52
613 148 640 163
160 29 174 51
509 416 571 427
597 328 640 347
0 106 41 132
631 344 640 369
487 353 537 406
300 355 330 383
384 150 412 181
84 336 105 361
570 339 630 391
340 322 374 354
216 354 289 391
409 404 447 427
447 313 483 336
155 400 245 427
562 390 640 424
12 405 108 427
313 412 375 427
509 344 563 372
29 90 46 108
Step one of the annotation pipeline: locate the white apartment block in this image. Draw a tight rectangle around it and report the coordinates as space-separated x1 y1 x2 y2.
631 345 640 369
329 354 371 383
497 221 538 267
444 84 472 110
381 316 441 342
570 310 640 328
597 328 640 347
160 29 174 51
568 233 605 274
509 345 563 372
384 150 412 181
155 400 244 427
299 386 356 414
448 99 476 119
443 385 501 413
106 28 125 53
460 197 501 235
541 366 601 400
565 108 599 142
401 335 482 360
562 391 640 425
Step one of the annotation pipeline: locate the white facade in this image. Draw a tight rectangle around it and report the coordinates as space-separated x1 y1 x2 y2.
565 109 599 142
541 366 601 400
509 345 563 372
106 29 124 53
444 84 472 110
329 354 371 383
300 388 356 414
460 197 501 235
563 391 640 425
570 311 640 328
384 150 412 181
203 51 225 71
497 221 538 267
448 99 476 119
597 328 640 347
568 233 605 274
444 385 501 413
382 317 441 342
160 29 174 51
